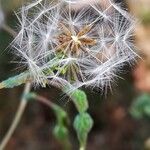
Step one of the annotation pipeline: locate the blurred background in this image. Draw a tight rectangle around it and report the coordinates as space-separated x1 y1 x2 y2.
0 0 150 150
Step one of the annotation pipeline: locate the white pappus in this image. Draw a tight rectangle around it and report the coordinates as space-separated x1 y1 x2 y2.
11 0 137 91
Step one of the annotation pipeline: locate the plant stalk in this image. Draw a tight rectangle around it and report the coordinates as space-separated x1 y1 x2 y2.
0 82 31 150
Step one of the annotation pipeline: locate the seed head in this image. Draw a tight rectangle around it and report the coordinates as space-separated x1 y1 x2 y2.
11 0 137 90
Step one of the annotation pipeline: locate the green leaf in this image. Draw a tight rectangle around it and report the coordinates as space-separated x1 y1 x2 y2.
130 93 150 119
53 125 69 141
0 72 29 89
52 105 69 125
70 89 89 113
144 106 150 116
52 106 71 150
73 113 93 148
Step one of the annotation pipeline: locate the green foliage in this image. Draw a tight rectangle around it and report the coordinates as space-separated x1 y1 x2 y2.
130 93 150 119
73 113 93 148
52 104 69 125
53 123 71 150
22 92 71 149
0 72 28 89
52 105 71 150
0 72 94 150
53 125 69 141
70 89 89 113
67 88 93 149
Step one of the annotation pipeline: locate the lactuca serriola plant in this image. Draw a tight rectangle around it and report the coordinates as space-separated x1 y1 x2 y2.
0 1 137 150
10 0 136 90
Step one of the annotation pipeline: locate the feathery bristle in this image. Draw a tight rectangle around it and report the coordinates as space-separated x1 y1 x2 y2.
10 0 137 90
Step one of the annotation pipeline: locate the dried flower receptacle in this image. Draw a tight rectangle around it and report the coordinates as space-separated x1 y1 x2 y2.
57 24 96 56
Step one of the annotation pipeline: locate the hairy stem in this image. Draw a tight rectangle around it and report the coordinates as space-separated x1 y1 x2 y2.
35 95 54 108
0 82 31 150
29 94 71 150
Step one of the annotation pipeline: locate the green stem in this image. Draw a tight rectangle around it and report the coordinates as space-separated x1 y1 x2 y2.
0 82 31 150
28 93 71 150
